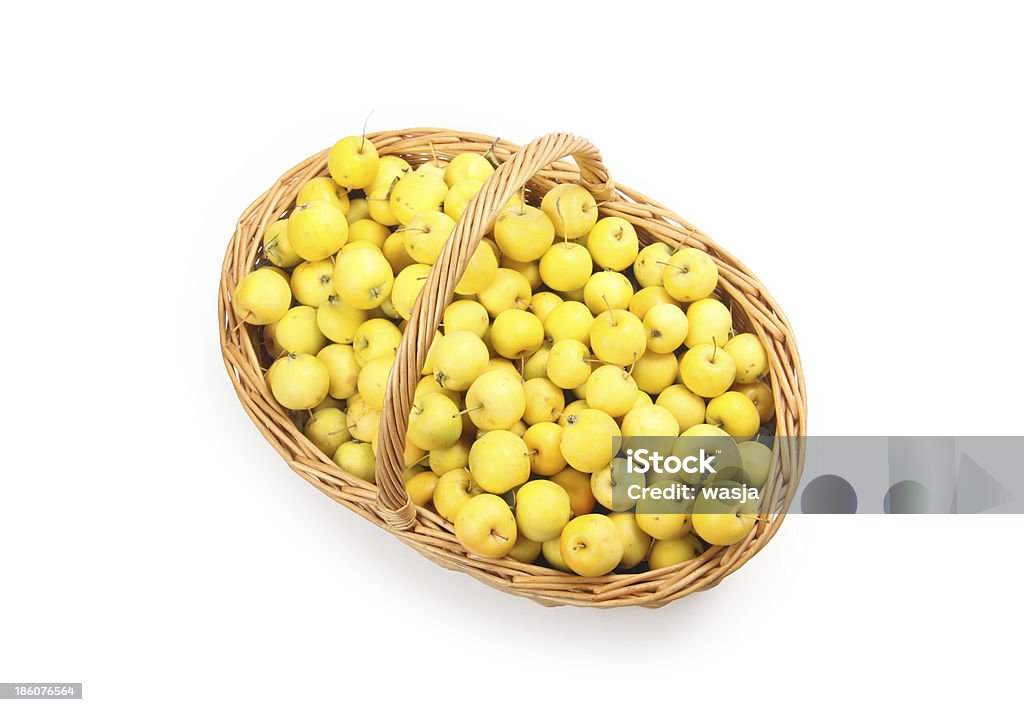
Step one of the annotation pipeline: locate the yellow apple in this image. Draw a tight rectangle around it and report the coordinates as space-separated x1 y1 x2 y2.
635 480 692 540
443 300 489 338
455 494 517 558
705 391 760 439
684 298 732 349
352 318 402 366
583 270 634 314
431 330 489 390
494 205 555 261
560 514 623 576
469 430 530 493
333 440 376 483
389 264 431 321
316 296 366 344
507 536 542 564
542 537 572 572
366 155 411 193
560 408 620 473
724 333 769 384
550 467 597 516
540 183 598 240
643 303 688 354
590 309 647 367
433 467 482 522
648 534 703 569
633 243 673 288
476 266 530 315
491 309 544 360
656 384 707 432
544 301 594 345
389 171 448 225
356 355 394 411
316 343 360 399
590 461 645 512
539 241 593 292
443 179 482 221
608 512 653 568
522 377 565 425
262 218 301 268
328 135 379 190
428 433 472 475
523 422 566 476
737 440 773 489
515 480 572 542
303 407 351 456
465 369 526 430
296 175 350 215
233 268 291 325
402 210 456 265
679 343 736 398
334 248 394 310
382 231 416 273
405 470 439 507
691 479 758 545
454 242 500 296
522 344 551 380
629 285 680 320
346 197 370 223
407 391 462 450
587 217 638 270
731 380 775 422
663 247 718 302
630 351 678 395
586 365 639 418
444 152 494 186
345 396 381 443
287 200 348 261
269 353 330 410
546 339 591 389
528 291 564 323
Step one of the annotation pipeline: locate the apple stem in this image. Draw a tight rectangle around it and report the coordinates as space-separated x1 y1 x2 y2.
710 337 718 363
360 110 374 152
490 529 509 542
656 260 687 274
555 198 568 243
453 405 484 416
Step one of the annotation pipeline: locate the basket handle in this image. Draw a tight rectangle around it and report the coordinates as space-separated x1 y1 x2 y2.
373 132 615 530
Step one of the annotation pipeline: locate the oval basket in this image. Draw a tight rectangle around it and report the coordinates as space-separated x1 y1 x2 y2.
219 129 807 608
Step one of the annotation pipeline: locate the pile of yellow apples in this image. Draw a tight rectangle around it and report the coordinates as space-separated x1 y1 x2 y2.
232 134 776 577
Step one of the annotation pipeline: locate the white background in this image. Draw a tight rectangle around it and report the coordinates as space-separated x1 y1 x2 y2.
1 1 1021 709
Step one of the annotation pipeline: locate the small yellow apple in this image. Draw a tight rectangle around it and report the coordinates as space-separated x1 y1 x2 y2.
515 479 572 542
528 291 564 323
346 197 370 223
587 217 639 270
352 318 402 366
648 534 703 569
390 171 448 225
465 370 526 430
544 301 594 345
585 365 639 418
407 391 462 450
724 333 769 384
655 384 707 432
366 155 411 193
633 243 673 288
296 176 350 215
443 300 489 338
405 470 439 507
263 218 302 268
560 514 624 576
550 467 597 516
382 231 416 273
691 480 758 545
679 343 736 398
287 200 348 261
590 309 647 367
494 205 555 261
542 537 572 572
540 184 598 240
328 135 379 190
737 440 773 489
303 407 351 456
546 339 591 389
333 440 376 483
454 241 500 296
233 268 291 325
643 303 688 354
476 266 531 315
444 152 494 186
663 247 718 302
539 241 593 292
270 353 330 410
443 179 483 221
684 298 732 349
431 330 489 390
705 391 760 439
345 396 381 443
629 285 680 320
469 430 531 493
630 351 678 396
402 210 456 265
272 306 327 356
432 467 482 522
522 344 551 380
522 377 565 425
455 494 517 558
523 422 566 476
507 536 542 564
316 296 366 344
560 408 620 473
731 381 775 422
334 248 394 310
590 461 645 512
583 271 634 314
356 355 394 411
428 433 473 475
608 512 653 568
347 218 391 249
491 310 545 360
316 344 360 399
635 480 692 540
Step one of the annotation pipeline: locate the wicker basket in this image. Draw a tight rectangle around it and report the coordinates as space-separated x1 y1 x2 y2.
219 129 806 608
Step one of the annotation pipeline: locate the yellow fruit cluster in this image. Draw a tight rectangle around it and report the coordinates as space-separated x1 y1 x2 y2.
231 135 777 576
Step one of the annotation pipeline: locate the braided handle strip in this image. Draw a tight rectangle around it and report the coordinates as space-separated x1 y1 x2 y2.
373 133 614 528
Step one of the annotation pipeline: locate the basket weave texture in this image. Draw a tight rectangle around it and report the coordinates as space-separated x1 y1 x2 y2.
219 129 807 608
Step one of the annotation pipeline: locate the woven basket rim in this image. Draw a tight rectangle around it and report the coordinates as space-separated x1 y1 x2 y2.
218 128 807 608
